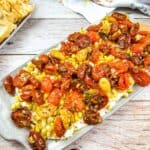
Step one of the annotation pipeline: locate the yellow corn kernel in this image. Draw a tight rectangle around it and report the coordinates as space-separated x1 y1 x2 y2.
127 87 133 93
35 125 40 132
50 50 65 60
76 48 89 63
26 62 35 72
99 78 111 94
44 93 49 101
80 27 87 34
123 92 129 98
100 20 111 34
41 128 47 136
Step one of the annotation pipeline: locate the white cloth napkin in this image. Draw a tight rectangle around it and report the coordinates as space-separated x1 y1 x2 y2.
63 0 114 23
62 0 150 24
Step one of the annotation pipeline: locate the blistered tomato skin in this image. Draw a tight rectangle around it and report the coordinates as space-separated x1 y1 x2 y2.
20 84 34 102
3 75 15 95
83 109 102 125
75 35 91 49
64 90 85 112
32 90 44 106
131 69 150 86
41 77 52 92
117 73 130 90
28 131 46 150
39 54 49 64
48 88 62 106
13 70 31 88
54 118 66 137
112 12 127 21
11 107 31 128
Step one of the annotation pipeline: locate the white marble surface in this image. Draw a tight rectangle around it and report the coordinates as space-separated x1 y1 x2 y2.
0 0 149 150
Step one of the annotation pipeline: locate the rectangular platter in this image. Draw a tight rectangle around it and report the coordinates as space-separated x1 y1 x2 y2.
0 43 145 150
0 11 34 49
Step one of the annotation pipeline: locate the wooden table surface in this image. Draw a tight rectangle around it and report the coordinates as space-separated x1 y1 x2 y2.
0 0 150 150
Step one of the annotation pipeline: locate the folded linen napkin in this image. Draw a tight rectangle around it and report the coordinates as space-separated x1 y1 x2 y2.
62 0 150 24
93 0 150 16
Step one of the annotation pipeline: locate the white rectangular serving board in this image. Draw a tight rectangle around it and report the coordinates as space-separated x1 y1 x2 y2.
0 44 145 150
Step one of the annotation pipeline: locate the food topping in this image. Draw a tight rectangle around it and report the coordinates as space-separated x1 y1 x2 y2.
3 12 150 150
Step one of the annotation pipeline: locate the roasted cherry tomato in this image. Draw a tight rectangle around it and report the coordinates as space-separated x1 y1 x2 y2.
77 64 88 80
117 73 131 90
11 107 31 128
110 48 127 59
64 90 85 112
131 68 150 86
84 75 97 88
68 32 81 42
87 31 100 43
20 84 34 102
54 117 66 137
111 12 127 21
87 24 101 32
132 36 150 54
85 94 108 111
83 109 102 125
110 23 118 34
117 33 131 49
41 77 52 92
13 70 31 88
29 76 40 89
60 77 71 93
32 90 44 105
130 23 139 36
32 59 44 71
48 88 62 106
3 75 15 95
44 63 56 74
75 34 91 49
130 55 143 66
61 41 79 56
28 131 46 150
39 54 49 64
131 43 145 54
90 49 101 63
92 64 110 81
109 60 129 74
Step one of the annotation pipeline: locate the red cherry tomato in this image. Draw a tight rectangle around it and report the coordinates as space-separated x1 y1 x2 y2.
11 107 31 128
41 77 52 92
131 36 150 54
92 64 110 81
3 75 15 95
109 60 129 74
87 31 100 43
131 69 150 86
90 49 101 63
117 73 130 90
48 88 62 106
64 91 85 112
13 70 31 88
39 54 49 64
28 131 46 150
54 117 66 137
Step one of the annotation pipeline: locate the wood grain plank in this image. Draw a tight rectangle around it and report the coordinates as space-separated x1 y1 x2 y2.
0 19 88 54
66 101 150 150
30 0 150 19
0 101 149 150
0 18 150 55
0 55 149 100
